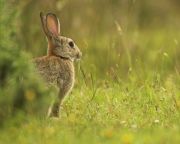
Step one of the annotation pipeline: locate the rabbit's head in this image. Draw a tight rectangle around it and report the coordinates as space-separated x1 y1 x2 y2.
40 12 82 61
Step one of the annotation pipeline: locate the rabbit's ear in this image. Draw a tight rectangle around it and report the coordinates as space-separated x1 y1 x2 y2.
46 13 60 37
40 12 49 37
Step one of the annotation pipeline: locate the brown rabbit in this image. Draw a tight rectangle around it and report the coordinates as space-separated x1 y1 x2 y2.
34 12 82 118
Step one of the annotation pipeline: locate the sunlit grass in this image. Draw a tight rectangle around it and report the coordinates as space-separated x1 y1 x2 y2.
0 0 180 143
0 72 179 143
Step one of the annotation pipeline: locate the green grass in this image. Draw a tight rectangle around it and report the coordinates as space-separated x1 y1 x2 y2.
0 1 180 143
0 75 179 144
1 26 180 144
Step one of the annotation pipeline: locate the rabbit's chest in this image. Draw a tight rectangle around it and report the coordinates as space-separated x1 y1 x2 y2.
35 57 74 87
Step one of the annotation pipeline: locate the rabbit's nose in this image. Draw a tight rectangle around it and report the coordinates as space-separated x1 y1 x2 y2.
76 52 82 59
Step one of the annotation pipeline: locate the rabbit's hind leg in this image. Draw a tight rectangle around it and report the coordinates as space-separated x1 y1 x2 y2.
47 88 67 118
47 101 60 118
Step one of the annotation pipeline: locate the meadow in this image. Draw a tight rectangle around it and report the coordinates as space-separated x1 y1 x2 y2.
0 0 180 144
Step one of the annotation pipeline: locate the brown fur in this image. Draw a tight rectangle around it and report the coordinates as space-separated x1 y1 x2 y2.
33 12 81 118
34 56 74 117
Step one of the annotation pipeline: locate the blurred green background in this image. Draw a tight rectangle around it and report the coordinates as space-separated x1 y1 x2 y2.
0 0 180 143
1 0 180 76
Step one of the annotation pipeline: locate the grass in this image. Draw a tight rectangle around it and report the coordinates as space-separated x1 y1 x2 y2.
0 73 179 144
0 1 180 142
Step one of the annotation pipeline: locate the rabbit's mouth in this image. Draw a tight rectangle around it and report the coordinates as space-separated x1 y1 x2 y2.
75 52 82 60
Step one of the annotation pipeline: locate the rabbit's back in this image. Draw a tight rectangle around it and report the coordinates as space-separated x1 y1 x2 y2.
34 56 74 88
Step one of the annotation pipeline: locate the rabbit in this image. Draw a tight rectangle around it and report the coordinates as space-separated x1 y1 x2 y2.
33 12 82 118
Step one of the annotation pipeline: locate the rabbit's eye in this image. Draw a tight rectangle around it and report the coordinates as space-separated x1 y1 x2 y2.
68 41 74 48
